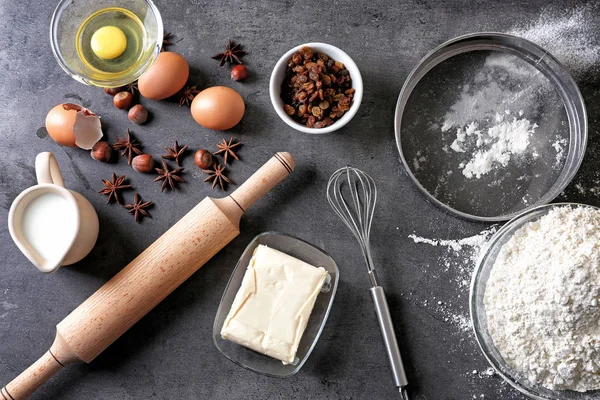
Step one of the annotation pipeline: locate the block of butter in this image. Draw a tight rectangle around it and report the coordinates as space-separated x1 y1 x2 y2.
221 244 329 364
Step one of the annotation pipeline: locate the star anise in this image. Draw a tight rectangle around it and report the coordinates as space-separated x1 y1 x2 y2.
214 137 241 164
124 193 153 223
126 81 138 94
154 160 185 191
162 140 188 166
211 39 247 66
203 163 231 190
113 129 142 165
179 85 200 107
161 32 173 52
99 173 132 204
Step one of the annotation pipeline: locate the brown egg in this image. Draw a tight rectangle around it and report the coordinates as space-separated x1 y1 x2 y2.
138 52 189 100
45 103 79 147
191 86 245 130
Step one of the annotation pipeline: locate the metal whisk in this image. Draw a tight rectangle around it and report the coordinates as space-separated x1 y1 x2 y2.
327 166 409 399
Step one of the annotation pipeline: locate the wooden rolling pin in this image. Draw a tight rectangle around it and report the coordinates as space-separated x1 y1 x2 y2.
1 152 294 400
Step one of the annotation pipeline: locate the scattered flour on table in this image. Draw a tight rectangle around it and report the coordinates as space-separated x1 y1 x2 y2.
574 180 600 197
408 226 498 331
509 4 600 80
408 226 496 254
468 367 496 379
485 206 600 392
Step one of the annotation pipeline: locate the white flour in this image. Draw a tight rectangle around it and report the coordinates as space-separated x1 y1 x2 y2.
509 4 600 80
552 136 568 168
485 206 600 391
408 226 497 332
408 227 496 254
437 50 562 180
445 112 538 179
412 151 426 171
440 53 539 130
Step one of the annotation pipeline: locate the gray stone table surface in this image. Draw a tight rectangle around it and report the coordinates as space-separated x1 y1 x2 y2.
1 0 599 399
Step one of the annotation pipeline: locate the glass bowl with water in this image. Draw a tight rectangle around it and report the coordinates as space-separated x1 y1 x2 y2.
50 0 163 87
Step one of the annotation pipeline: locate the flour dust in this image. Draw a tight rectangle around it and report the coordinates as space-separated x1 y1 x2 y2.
407 225 497 332
508 4 600 81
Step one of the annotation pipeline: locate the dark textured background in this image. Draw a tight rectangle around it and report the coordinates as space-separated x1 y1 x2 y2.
1 0 599 399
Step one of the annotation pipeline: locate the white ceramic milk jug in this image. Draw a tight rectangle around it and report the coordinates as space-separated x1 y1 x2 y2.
8 152 99 273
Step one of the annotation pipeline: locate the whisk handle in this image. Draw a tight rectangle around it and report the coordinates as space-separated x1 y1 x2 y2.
370 286 409 390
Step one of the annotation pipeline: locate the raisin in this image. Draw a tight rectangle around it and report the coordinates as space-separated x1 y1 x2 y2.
284 105 295 115
299 46 313 59
302 82 315 92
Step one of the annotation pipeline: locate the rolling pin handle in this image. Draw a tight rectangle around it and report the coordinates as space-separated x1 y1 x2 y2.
2 350 63 400
2 332 79 400
229 152 294 212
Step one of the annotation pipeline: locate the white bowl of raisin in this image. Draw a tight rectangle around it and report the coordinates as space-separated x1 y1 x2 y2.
270 43 363 134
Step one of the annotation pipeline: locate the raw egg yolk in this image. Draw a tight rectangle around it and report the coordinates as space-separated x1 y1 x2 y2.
91 26 127 60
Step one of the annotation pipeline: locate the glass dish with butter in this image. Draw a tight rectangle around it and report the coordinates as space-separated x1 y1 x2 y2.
213 232 339 377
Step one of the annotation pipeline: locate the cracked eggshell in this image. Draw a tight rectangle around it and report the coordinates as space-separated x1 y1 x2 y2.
73 108 103 150
45 103 103 150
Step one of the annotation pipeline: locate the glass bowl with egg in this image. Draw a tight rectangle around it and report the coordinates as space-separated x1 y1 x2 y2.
470 202 600 400
50 0 163 87
213 232 339 377
269 43 363 134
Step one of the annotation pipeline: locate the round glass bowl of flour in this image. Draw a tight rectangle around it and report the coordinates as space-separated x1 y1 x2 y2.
470 203 600 399
395 33 587 221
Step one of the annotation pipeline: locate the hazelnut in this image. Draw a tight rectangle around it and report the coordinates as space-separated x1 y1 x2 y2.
132 154 154 173
230 65 248 82
91 141 113 162
104 86 123 96
128 104 148 124
114 91 134 109
194 149 213 169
